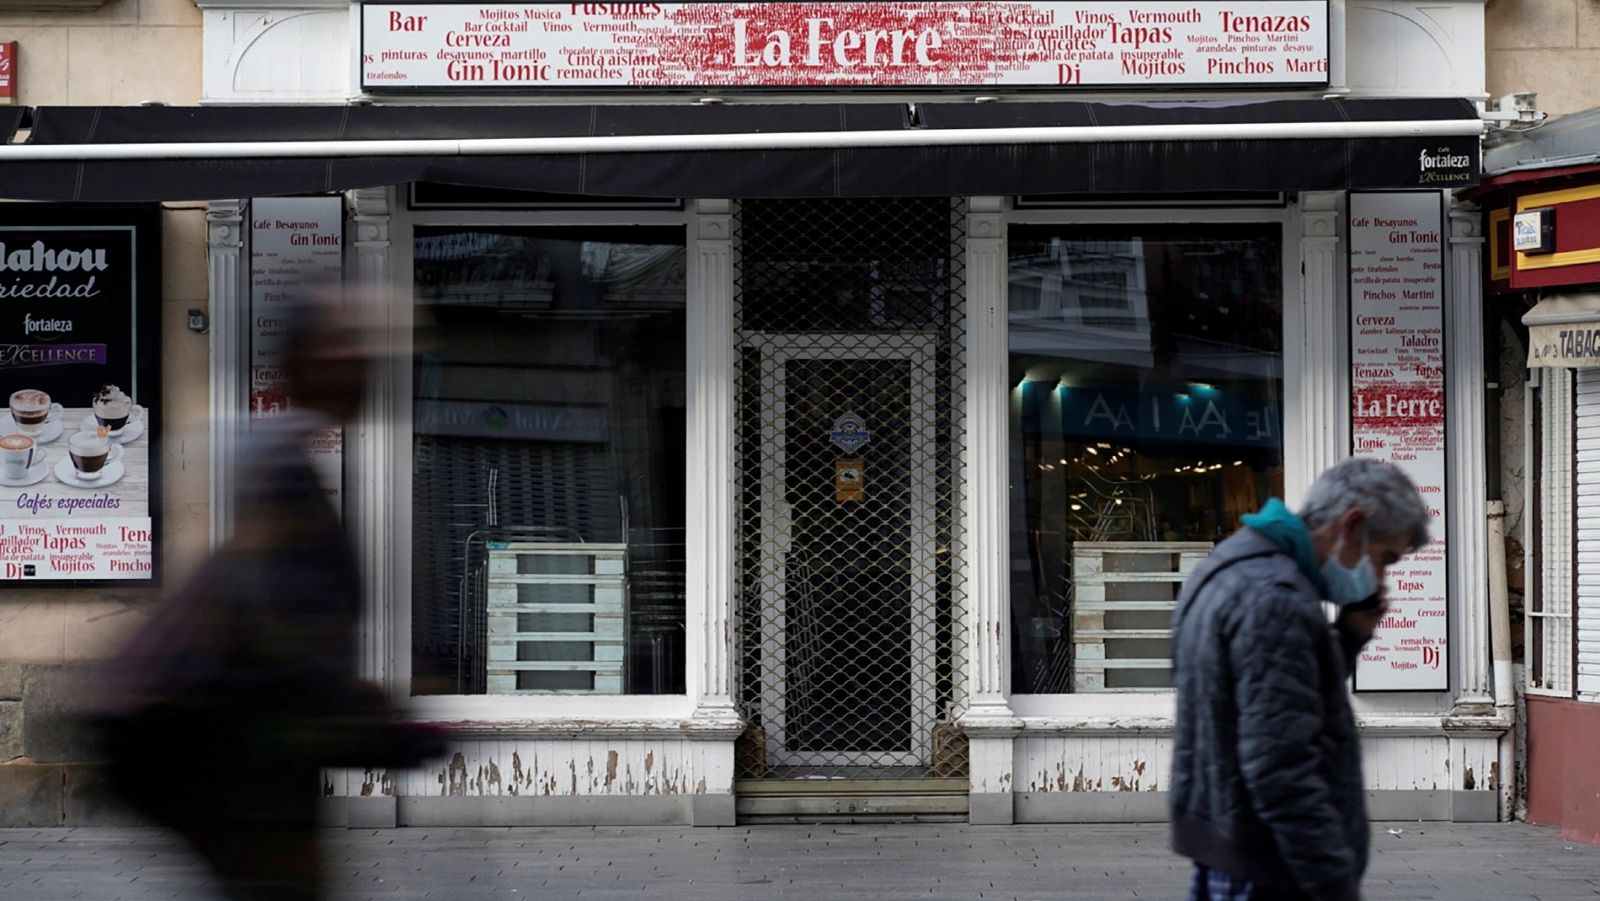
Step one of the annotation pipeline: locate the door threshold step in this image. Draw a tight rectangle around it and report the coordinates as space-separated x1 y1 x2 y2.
740 813 969 825
737 793 969 819
736 778 968 797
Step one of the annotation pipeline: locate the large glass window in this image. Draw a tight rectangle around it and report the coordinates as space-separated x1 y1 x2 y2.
1008 225 1284 693
412 227 687 696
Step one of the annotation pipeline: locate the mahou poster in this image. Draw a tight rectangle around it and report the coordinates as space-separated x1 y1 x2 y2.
361 1 1330 90
1348 192 1448 692
0 206 161 584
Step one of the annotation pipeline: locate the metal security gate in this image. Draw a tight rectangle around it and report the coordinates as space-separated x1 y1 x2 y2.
735 199 968 787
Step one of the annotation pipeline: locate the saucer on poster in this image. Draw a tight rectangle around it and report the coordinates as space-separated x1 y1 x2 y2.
79 414 145 444
0 413 64 445
0 453 50 488
54 456 125 489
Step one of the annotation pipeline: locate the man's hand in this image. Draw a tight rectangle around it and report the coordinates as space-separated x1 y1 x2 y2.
1337 593 1389 640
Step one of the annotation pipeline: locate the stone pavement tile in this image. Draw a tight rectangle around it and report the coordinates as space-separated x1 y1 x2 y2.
2 823 1599 901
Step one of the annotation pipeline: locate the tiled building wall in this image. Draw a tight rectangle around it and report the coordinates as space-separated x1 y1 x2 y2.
0 0 210 826
1486 0 1600 118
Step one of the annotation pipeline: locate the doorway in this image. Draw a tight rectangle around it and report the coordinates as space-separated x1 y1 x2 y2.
734 199 968 794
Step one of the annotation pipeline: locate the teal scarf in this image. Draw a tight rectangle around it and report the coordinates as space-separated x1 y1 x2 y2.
1239 498 1328 594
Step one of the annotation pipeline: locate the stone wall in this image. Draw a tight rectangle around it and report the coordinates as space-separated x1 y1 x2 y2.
0 0 210 826
1486 0 1600 118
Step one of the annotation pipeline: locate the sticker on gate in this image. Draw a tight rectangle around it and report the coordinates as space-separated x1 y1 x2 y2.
829 413 870 453
835 460 865 503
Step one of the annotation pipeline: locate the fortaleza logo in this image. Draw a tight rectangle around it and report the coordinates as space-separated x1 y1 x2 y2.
23 314 73 335
0 240 109 299
1418 146 1474 185
0 343 107 368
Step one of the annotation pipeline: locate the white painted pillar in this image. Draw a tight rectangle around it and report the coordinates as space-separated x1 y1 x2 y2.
686 198 741 728
958 197 1020 825
347 186 402 691
1286 191 1347 507
685 199 741 825
1447 200 1493 709
206 199 248 547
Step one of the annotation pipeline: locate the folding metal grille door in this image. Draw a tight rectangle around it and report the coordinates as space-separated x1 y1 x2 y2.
735 199 968 780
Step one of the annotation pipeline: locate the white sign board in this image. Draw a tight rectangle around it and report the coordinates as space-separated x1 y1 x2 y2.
250 197 345 505
1512 208 1554 254
361 1 1330 90
1348 192 1449 692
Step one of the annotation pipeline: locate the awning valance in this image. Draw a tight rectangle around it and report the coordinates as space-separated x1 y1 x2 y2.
1525 293 1600 368
0 98 1482 202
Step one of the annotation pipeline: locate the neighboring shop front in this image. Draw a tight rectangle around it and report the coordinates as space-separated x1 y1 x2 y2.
1477 107 1600 843
0 0 1506 826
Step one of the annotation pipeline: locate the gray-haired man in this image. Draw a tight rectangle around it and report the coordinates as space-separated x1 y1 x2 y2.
1169 458 1432 901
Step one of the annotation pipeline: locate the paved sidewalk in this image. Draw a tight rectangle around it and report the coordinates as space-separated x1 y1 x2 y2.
2 822 1598 900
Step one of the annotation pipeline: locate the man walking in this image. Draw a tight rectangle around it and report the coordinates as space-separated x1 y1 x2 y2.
1169 458 1433 901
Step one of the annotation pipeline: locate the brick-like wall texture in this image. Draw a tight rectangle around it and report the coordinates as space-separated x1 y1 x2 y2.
1487 0 1600 119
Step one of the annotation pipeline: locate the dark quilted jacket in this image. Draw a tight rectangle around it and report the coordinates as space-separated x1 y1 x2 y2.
1169 528 1370 901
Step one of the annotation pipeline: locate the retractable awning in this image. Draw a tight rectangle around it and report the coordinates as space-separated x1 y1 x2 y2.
0 97 1482 202
1524 293 1600 368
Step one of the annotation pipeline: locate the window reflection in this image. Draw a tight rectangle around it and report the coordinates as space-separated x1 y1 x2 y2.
1008 225 1285 694
412 227 687 696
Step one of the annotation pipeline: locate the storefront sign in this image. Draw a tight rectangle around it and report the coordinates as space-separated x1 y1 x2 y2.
1348 192 1448 692
415 398 609 442
360 1 1330 90
250 197 345 504
0 43 17 106
0 206 160 584
1415 144 1476 188
1513 208 1555 254
1524 293 1600 368
1039 382 1280 450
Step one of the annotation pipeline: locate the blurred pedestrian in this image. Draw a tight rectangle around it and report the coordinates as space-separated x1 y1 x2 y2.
1169 458 1432 901
95 287 440 901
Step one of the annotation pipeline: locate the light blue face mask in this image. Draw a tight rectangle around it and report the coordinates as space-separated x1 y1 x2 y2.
1321 525 1379 607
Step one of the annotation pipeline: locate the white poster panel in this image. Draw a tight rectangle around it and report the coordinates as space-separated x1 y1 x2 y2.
1348 192 1448 692
250 198 345 505
361 1 1330 90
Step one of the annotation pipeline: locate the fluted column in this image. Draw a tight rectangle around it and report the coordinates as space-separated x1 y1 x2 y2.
960 197 1016 716
1287 192 1346 507
959 197 1019 825
1448 200 1493 708
206 199 248 547
683 199 741 827
687 198 741 729
348 187 400 689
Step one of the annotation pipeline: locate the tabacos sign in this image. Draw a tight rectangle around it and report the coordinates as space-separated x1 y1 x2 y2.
361 1 1331 90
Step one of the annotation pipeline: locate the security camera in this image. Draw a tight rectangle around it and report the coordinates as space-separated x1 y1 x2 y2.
1483 92 1543 125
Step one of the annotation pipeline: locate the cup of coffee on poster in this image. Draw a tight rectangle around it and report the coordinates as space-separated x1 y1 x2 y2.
67 429 122 482
0 434 36 479
9 390 61 437
91 385 140 437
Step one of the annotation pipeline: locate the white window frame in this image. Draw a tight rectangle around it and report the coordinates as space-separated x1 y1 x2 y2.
999 200 1307 718
386 200 700 722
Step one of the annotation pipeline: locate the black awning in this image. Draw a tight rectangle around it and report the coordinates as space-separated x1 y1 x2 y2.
0 98 1481 202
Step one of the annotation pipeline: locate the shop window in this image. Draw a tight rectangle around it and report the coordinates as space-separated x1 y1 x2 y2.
411 226 687 696
1007 224 1285 693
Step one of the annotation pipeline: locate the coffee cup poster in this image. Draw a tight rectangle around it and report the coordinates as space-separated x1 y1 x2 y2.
0 206 161 584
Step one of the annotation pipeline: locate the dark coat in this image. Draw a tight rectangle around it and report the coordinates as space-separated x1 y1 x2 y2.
98 417 437 832
1169 528 1370 901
